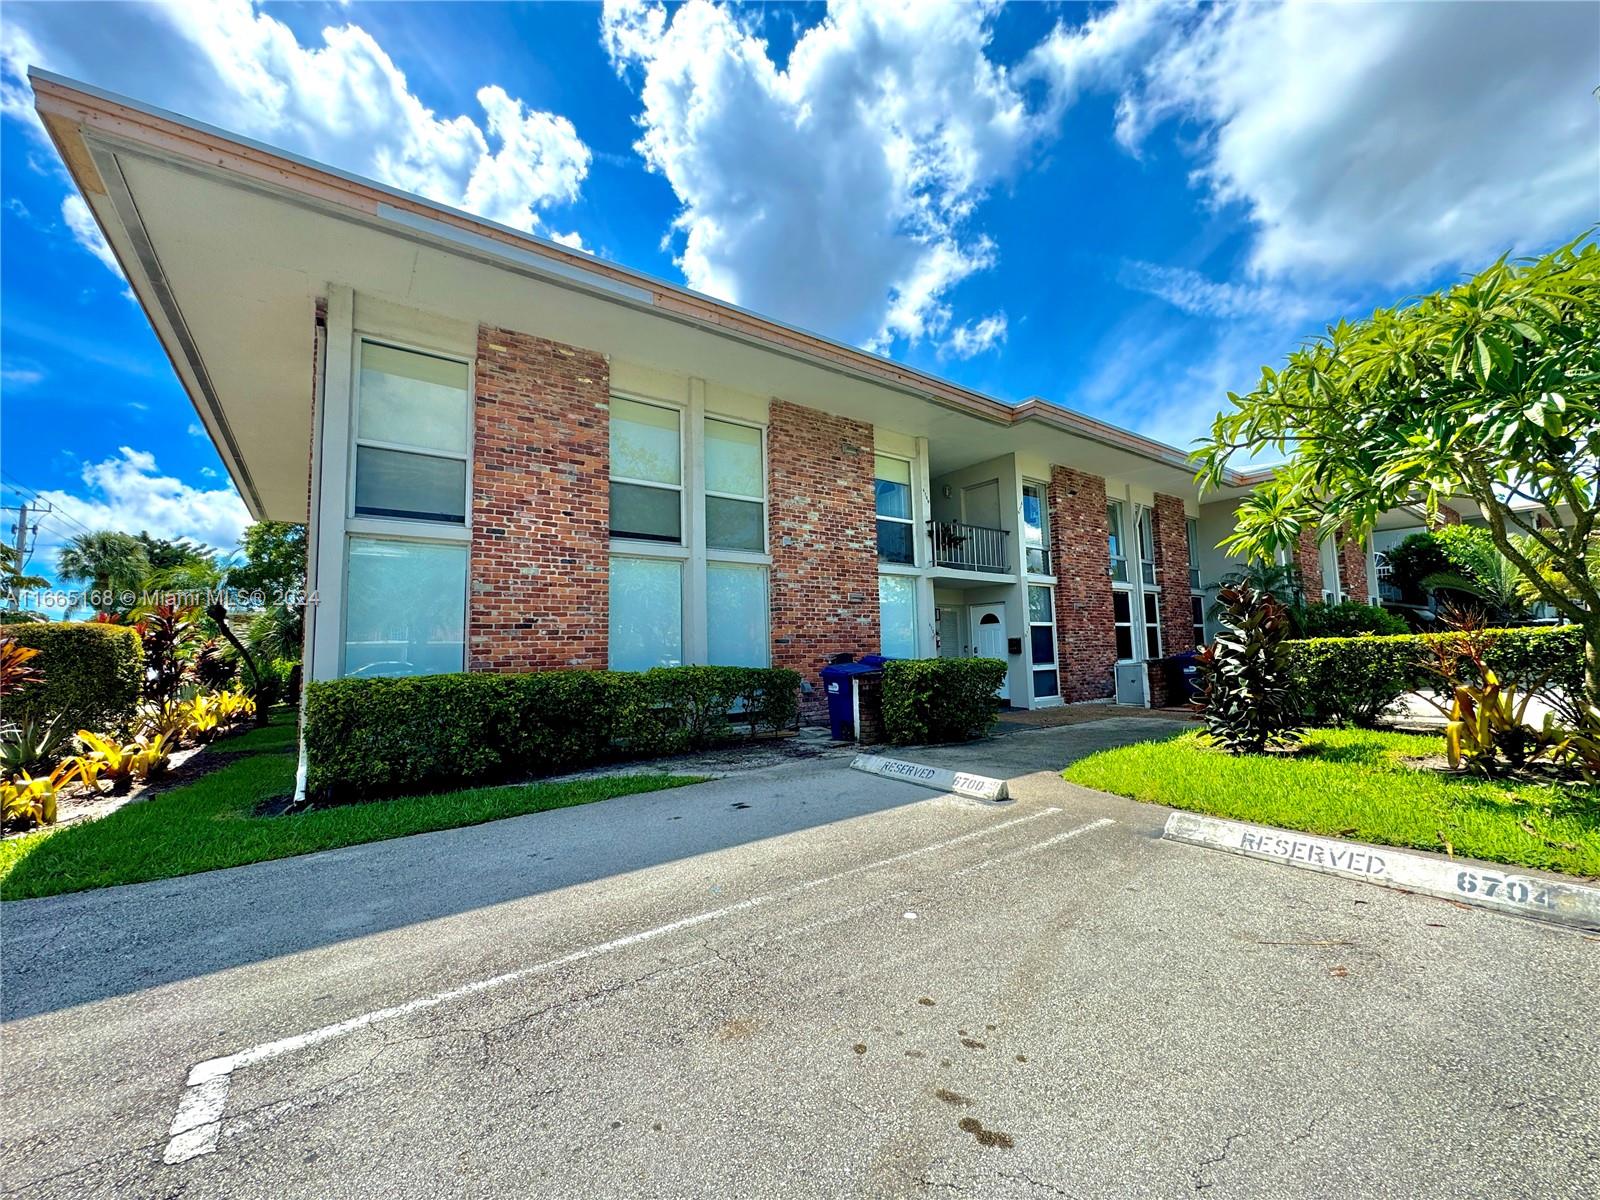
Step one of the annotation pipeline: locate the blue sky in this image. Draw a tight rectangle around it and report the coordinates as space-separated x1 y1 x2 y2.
2 0 1596 584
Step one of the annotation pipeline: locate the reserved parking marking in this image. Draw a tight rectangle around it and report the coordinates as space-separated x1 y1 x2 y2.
851 754 1009 801
1164 811 1600 931
162 805 1069 1164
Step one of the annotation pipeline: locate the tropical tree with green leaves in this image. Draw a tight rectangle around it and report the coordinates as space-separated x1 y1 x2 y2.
1196 234 1599 703
56 531 150 612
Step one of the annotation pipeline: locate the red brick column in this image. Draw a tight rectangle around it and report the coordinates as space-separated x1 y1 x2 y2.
1293 529 1323 600
1337 530 1370 602
1049 467 1115 702
469 325 609 672
1152 494 1195 652
1436 503 1462 526
767 399 878 718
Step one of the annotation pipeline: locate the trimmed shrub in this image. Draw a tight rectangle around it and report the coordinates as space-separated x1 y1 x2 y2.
6 622 143 733
303 665 801 803
1300 601 1409 638
880 658 1006 745
1285 625 1583 727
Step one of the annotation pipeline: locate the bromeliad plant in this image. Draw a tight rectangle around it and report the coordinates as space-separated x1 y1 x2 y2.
1195 582 1303 755
1 762 77 829
70 730 140 795
1419 611 1559 776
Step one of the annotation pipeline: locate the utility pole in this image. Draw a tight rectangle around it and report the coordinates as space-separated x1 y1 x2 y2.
4 496 49 570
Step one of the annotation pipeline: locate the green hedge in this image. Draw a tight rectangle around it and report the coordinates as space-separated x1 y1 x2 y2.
881 658 1006 745
304 665 801 803
1285 625 1583 727
5 621 144 733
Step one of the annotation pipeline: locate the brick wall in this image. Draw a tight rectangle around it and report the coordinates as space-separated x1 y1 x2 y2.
767 399 879 718
1337 531 1370 601
1148 493 1196 706
469 325 610 672
1049 467 1115 702
1294 529 1324 599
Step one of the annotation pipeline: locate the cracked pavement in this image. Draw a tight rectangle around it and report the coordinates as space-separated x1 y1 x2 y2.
3 719 1597 1198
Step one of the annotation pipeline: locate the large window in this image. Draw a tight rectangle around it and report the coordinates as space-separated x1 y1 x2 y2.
609 556 683 670
1113 590 1135 661
353 342 469 523
1022 482 1049 575
875 455 915 565
610 398 683 542
343 537 466 676
879 574 918 658
1136 506 1157 586
1107 500 1128 583
1028 584 1059 698
706 562 769 666
705 418 765 551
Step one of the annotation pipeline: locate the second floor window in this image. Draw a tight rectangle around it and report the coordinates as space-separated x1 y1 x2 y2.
353 341 470 524
1186 517 1202 590
875 454 914 565
705 418 765 551
610 397 682 542
1107 500 1128 582
1022 482 1049 574
1136 506 1157 586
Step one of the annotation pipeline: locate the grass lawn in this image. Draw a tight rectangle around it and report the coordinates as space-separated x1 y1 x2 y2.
1064 727 1600 878
1 712 704 901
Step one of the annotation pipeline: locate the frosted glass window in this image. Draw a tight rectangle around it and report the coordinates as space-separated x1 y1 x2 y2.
611 482 682 542
878 575 918 659
609 557 683 671
343 537 466 677
1028 585 1052 624
354 446 467 523
706 497 764 551
611 398 681 485
357 342 468 454
707 563 769 667
705 419 763 498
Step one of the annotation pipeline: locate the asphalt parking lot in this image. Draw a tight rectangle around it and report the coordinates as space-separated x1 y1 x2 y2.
3 718 1597 1199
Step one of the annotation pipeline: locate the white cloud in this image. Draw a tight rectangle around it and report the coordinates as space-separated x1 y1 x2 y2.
941 313 1008 361
60 194 120 274
601 0 1047 351
1103 1 1599 284
28 447 251 563
1115 260 1317 323
3 0 590 239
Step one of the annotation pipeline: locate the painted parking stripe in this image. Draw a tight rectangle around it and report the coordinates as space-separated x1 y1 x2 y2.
162 805 1067 1164
851 754 1009 801
1163 811 1600 931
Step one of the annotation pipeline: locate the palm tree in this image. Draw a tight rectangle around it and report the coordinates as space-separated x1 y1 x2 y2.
1422 544 1532 625
246 601 304 662
0 544 47 593
56 531 150 612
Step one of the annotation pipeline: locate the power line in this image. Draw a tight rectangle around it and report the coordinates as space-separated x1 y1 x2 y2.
1 473 97 541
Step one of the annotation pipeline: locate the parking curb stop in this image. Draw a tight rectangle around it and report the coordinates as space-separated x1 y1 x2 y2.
850 755 1009 802
1163 811 1600 931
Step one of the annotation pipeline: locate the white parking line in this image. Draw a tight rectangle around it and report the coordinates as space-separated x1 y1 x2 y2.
162 805 1080 1165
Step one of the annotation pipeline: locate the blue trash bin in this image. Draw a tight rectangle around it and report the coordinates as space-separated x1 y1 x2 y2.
1168 650 1203 702
820 657 883 740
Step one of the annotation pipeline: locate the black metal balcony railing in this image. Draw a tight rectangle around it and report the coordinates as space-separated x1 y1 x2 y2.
929 519 1009 573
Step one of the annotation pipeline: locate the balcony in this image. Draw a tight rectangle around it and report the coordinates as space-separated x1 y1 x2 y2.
929 519 1009 573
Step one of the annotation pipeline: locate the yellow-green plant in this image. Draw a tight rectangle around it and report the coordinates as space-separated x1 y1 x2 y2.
1 761 76 828
134 697 194 744
73 729 138 794
214 689 256 725
1441 670 1557 777
184 693 221 741
131 732 173 781
1551 705 1600 781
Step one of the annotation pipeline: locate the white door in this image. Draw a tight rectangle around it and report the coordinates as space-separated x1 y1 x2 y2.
961 481 1002 528
970 604 1009 700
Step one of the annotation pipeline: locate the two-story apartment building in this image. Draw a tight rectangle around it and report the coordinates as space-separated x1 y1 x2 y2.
33 70 1380 716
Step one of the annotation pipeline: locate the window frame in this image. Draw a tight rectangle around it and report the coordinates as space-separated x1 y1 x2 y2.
608 553 687 671
348 336 473 529
608 393 687 546
877 572 919 658
341 532 470 678
1022 480 1050 576
1190 593 1207 651
874 452 918 567
1136 505 1157 587
1107 499 1128 583
702 412 769 556
1142 589 1163 660
1186 517 1202 591
1112 588 1136 662
1028 583 1059 700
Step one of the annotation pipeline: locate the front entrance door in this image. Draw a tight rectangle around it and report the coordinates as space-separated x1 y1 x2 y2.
970 604 1009 701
